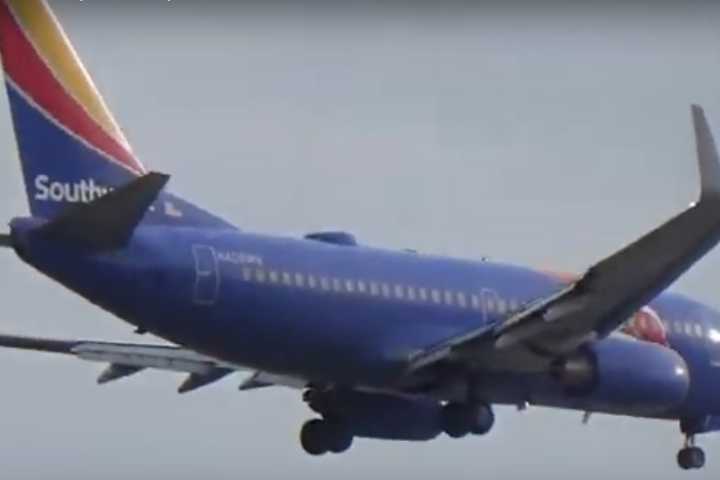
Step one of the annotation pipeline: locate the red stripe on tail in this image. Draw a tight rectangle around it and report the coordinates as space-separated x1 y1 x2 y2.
0 3 143 175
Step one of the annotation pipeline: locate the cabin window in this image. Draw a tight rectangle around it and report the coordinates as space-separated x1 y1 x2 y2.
457 292 467 308
471 294 480 310
332 278 343 292
320 277 330 291
685 323 694 336
255 269 266 283
407 286 417 301
431 289 442 304
497 298 505 315
242 267 252 281
307 275 317 289
357 280 367 293
268 271 279 283
294 273 305 288
345 279 355 293
674 322 683 334
394 285 405 299
419 288 428 302
370 282 380 296
695 324 704 337
381 284 391 298
281 272 292 286
444 291 454 306
485 295 495 313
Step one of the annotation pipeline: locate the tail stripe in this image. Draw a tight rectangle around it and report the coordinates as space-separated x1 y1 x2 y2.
5 77 133 176
7 0 133 154
0 2 144 176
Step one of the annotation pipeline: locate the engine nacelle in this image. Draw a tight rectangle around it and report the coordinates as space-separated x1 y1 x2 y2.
550 335 690 415
307 390 443 441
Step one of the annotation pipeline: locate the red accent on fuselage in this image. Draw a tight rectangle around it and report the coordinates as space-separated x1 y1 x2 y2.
623 307 669 346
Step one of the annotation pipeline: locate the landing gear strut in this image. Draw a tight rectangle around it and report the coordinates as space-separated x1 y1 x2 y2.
677 435 705 470
442 402 495 439
300 418 353 456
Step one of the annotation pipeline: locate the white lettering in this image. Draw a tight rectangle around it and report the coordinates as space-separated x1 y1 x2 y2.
34 174 50 200
32 175 114 203
216 251 263 266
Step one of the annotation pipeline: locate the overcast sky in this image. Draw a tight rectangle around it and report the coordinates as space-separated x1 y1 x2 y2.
0 1 719 479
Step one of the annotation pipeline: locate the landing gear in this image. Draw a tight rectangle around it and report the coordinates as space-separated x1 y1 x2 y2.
300 418 353 456
677 436 705 470
442 402 495 439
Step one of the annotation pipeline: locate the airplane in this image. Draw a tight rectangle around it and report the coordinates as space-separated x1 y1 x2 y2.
0 0 719 472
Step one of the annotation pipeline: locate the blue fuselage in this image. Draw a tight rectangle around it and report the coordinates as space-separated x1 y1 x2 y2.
11 217 720 421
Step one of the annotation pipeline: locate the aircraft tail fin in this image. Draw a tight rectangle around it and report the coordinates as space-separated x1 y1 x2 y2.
0 0 233 229
38 172 169 252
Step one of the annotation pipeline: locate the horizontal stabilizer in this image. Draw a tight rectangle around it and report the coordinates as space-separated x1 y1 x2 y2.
38 172 169 251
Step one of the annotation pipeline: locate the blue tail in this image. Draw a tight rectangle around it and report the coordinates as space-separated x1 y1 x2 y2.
0 0 233 229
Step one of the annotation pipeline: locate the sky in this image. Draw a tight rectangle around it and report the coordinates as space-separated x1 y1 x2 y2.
0 0 719 479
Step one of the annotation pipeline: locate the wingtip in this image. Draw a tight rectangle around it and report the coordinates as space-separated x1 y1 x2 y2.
691 105 720 201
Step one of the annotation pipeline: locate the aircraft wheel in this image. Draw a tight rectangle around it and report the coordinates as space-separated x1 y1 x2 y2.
470 404 495 435
326 420 354 454
442 403 472 438
443 403 495 438
300 418 354 455
677 447 705 470
300 419 329 456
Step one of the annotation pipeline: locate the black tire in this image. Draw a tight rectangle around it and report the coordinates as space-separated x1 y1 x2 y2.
470 404 495 435
678 449 692 470
677 447 706 470
443 403 471 439
300 419 329 456
690 447 706 469
327 421 354 454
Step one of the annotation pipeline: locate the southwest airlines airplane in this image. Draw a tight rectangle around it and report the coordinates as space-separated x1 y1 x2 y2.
1 0 719 472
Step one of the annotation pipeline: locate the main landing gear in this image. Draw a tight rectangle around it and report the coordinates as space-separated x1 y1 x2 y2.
442 402 495 438
677 435 705 471
300 418 353 456
298 393 496 455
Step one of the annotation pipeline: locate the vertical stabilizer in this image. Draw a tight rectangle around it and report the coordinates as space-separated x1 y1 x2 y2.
0 0 233 229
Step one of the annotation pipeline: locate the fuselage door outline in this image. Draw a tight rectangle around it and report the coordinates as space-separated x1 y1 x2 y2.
192 244 220 306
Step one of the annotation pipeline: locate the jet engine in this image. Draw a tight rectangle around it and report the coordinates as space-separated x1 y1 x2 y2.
550 334 690 415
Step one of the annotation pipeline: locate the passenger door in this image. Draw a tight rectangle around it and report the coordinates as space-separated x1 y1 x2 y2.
192 244 219 305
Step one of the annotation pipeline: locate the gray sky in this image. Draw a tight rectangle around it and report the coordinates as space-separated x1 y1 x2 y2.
0 1 719 478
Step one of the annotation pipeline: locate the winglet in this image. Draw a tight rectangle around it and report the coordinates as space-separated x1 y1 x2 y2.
37 172 169 251
692 105 720 201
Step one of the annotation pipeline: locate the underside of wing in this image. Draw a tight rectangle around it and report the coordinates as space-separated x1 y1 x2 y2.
0 333 307 393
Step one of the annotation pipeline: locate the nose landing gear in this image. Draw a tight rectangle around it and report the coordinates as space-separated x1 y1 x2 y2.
677 435 705 471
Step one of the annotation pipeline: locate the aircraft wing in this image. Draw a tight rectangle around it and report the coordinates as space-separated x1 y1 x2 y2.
415 105 720 364
0 334 307 393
